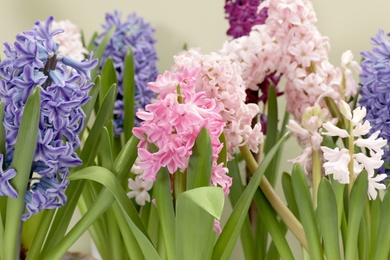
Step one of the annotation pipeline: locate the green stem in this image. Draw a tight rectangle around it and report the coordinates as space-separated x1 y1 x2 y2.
312 149 321 209
348 122 354 196
239 146 308 251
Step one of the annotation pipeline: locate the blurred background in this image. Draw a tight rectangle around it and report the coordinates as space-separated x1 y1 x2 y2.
1 0 390 257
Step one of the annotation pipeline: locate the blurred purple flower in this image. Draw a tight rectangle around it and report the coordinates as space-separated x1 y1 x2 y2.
95 11 158 135
0 16 97 220
359 29 390 165
224 0 267 38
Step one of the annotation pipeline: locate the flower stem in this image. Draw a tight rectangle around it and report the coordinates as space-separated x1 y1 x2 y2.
312 149 321 208
348 122 354 196
240 146 308 251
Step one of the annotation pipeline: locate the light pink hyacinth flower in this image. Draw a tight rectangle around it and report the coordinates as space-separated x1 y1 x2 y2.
52 19 88 60
172 49 264 158
261 0 359 122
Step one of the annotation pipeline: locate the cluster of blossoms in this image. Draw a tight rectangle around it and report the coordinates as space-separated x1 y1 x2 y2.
0 16 97 220
95 11 158 136
172 49 263 157
224 0 268 38
287 104 331 174
321 101 387 200
130 50 264 201
262 0 360 122
359 29 390 164
132 67 230 194
51 19 88 60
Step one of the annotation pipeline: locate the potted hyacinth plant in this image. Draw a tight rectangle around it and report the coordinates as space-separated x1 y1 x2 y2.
1 0 390 260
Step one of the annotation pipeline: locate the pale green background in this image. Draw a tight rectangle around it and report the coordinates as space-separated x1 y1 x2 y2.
1 0 390 258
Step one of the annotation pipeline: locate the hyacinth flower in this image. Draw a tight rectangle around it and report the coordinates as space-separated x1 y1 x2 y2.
0 16 97 220
224 0 267 38
360 29 390 167
95 10 158 136
321 100 387 199
51 19 88 60
132 66 231 194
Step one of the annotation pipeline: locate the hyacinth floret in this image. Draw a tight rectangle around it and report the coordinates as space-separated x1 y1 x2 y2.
359 29 390 164
0 16 98 220
95 11 158 135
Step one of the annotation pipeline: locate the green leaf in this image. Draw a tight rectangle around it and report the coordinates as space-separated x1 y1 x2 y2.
212 133 289 260
90 26 116 79
254 190 294 260
79 83 117 167
317 179 341 260
227 157 255 260
345 171 368 260
87 32 99 53
3 87 41 260
154 168 176 260
123 49 135 143
81 75 101 137
281 172 300 219
100 58 117 107
263 85 279 186
44 166 158 260
176 187 224 260
187 128 212 190
358 216 368 260
98 127 114 169
291 163 322 259
372 188 390 260
369 198 381 259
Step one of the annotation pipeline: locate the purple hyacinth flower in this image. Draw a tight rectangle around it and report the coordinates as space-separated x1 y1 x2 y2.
0 16 97 220
0 154 18 199
95 11 158 136
224 0 267 38
359 29 390 165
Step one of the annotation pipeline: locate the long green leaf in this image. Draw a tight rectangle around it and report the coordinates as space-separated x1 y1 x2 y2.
187 128 212 190
227 157 255 260
369 198 381 259
291 163 322 259
281 172 300 219
317 179 341 260
263 85 278 186
123 49 135 143
44 166 158 260
212 133 289 260
81 75 101 138
176 187 224 260
100 58 117 107
112 201 145 260
90 26 116 79
3 87 40 260
345 171 368 260
254 190 294 260
154 168 176 260
372 188 390 260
